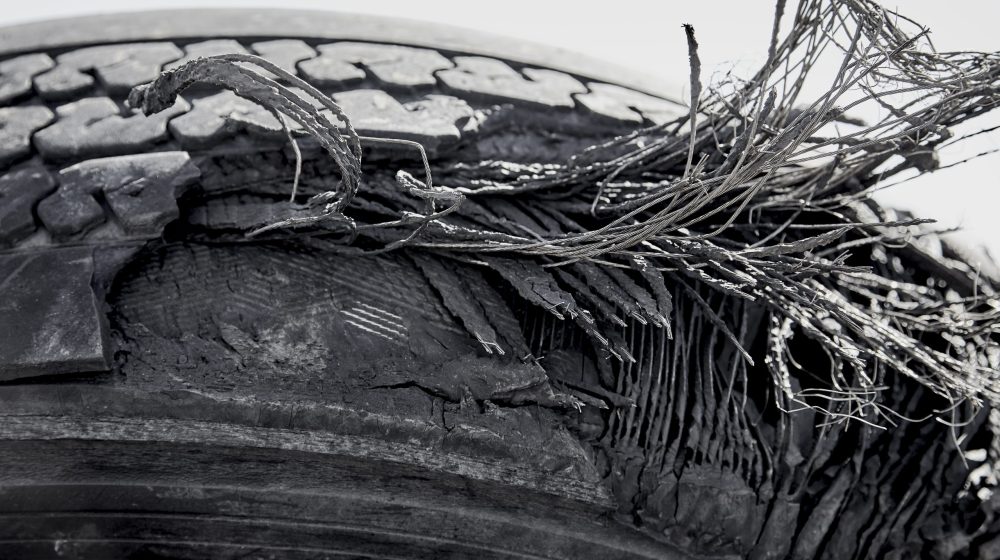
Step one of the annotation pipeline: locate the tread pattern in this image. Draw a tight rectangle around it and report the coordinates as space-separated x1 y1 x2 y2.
249 39 317 75
0 37 683 176
34 42 183 100
34 96 189 161
169 89 477 151
37 152 200 239
300 42 453 88
438 56 588 109
164 39 249 70
331 90 475 150
0 36 683 379
577 82 684 125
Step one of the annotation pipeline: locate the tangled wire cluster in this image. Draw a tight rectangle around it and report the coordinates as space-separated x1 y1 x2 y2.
130 0 1000 431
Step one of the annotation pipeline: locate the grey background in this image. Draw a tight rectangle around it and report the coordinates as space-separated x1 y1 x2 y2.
3 1 997 260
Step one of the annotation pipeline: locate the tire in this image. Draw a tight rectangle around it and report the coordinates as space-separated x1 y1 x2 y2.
3 10 995 560
0 10 691 560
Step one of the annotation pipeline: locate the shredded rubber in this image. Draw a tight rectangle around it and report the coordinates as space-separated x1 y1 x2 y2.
130 3 1000 553
129 1 1000 425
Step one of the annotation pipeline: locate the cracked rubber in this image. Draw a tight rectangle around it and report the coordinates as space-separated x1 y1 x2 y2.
0 10 691 560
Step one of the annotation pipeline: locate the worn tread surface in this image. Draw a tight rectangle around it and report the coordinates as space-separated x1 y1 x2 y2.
0 37 682 242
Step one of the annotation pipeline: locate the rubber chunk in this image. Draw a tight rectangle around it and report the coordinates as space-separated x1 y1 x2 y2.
438 57 586 109
412 254 503 354
0 247 109 379
576 82 685 125
0 168 56 245
308 42 453 88
37 152 200 239
34 43 183 99
0 106 54 166
0 53 54 105
33 96 189 161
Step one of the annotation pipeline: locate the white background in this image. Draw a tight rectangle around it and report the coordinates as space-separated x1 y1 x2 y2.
4 1 998 260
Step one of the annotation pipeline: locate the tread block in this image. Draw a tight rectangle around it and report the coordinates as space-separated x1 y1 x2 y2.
250 39 317 75
33 96 189 161
438 57 586 109
297 46 366 87
37 152 200 239
100 153 202 236
169 91 282 149
0 168 56 245
166 39 249 70
330 90 476 151
0 106 54 167
306 42 453 88
0 54 55 105
576 83 685 125
174 88 477 152
0 247 109 379
33 43 183 99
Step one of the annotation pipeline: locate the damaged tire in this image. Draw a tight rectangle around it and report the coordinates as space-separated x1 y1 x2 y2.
0 8 997 560
0 9 688 560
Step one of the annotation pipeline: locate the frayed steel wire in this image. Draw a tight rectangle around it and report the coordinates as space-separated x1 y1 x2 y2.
129 0 1000 429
